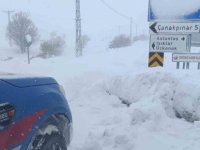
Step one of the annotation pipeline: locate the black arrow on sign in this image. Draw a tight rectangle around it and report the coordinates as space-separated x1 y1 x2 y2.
152 42 155 50
150 22 157 33
181 37 185 41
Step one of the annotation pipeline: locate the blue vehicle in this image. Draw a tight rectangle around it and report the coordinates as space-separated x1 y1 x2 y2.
0 73 72 150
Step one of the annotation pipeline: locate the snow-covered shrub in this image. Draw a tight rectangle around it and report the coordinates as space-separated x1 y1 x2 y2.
40 34 65 57
82 34 90 49
133 34 149 42
109 34 132 49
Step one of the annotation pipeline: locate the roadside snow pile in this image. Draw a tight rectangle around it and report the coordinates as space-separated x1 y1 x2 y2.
105 72 200 122
68 72 200 150
150 0 200 19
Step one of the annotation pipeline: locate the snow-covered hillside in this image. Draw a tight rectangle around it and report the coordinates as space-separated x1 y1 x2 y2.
1 40 200 150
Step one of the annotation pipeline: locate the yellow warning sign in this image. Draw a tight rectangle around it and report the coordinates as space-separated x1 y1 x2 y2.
148 52 164 67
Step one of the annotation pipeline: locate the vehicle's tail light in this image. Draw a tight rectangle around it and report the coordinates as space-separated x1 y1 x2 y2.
0 103 15 131
7 109 15 118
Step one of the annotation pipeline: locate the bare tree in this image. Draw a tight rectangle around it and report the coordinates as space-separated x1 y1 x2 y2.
7 12 38 53
109 34 132 49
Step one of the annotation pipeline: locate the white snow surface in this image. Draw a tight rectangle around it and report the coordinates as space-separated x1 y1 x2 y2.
151 0 200 19
1 40 200 150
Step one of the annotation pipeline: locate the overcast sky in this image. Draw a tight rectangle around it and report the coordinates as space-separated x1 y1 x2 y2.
0 0 149 47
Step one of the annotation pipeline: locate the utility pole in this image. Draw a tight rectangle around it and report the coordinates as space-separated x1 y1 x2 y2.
3 10 15 47
135 24 138 36
130 17 133 41
76 0 82 57
130 17 138 40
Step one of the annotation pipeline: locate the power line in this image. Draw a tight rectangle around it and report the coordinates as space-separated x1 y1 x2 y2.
99 0 130 20
99 0 137 39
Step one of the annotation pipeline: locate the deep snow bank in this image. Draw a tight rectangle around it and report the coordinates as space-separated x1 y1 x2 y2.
68 71 200 150
106 72 200 122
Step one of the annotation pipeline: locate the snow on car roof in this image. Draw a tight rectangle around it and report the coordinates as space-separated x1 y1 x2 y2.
0 72 44 79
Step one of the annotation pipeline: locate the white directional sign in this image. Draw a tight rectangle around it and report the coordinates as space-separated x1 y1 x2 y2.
150 34 191 52
172 53 200 62
150 22 200 34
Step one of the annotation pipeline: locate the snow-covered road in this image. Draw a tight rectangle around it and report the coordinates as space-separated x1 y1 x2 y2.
1 41 200 150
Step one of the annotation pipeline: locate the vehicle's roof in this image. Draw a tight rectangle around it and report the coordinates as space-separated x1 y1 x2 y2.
0 73 57 87
0 72 42 79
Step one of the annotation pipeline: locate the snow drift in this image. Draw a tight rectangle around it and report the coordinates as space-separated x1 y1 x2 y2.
105 72 200 122
67 71 200 150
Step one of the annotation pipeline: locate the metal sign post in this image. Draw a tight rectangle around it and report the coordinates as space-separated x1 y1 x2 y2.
183 62 186 69
27 47 30 64
186 62 190 69
176 62 180 69
25 34 32 64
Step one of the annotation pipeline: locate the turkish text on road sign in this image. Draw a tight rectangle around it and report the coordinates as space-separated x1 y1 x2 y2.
150 34 191 52
148 52 164 67
172 53 200 62
150 22 200 34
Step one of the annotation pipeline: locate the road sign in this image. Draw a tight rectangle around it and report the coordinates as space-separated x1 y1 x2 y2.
150 22 200 34
150 34 191 52
172 53 200 62
149 52 164 67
